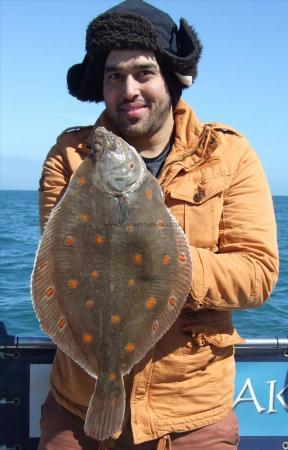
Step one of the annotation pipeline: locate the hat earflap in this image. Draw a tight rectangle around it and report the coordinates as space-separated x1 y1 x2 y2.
160 19 203 80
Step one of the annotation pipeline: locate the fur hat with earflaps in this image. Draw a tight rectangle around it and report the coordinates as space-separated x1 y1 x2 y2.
67 0 203 107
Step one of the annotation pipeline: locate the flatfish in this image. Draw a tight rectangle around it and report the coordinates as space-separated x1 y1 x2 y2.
31 127 192 440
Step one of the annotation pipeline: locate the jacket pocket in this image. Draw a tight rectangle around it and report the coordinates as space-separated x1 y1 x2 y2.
189 326 245 348
180 313 245 348
167 173 231 251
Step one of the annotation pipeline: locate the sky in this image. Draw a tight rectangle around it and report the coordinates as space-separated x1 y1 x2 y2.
1 0 288 194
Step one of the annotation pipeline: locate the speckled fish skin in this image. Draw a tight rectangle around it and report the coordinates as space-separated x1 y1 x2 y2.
31 127 192 441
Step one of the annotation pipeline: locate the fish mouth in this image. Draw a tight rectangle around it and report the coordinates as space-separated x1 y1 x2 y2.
92 128 119 157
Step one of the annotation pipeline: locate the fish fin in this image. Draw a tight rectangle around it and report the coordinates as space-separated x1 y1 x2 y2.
168 211 193 302
84 373 125 441
31 199 97 378
115 208 192 373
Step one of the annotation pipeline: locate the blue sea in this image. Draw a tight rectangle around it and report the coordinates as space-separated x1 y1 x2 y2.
0 191 287 338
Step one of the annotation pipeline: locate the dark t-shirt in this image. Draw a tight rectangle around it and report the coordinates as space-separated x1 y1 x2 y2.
142 140 172 179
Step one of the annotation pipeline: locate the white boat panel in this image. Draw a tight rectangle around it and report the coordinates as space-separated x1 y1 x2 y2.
29 364 51 438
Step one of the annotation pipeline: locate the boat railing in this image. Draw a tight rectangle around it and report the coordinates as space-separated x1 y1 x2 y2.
1 336 287 351
1 329 287 450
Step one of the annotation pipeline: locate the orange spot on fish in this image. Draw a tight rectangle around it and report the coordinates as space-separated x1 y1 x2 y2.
146 188 153 200
156 220 165 229
95 234 105 245
126 223 134 233
80 214 90 223
58 318 66 329
125 343 135 353
85 299 95 309
68 279 78 289
78 177 87 186
146 297 157 310
133 254 142 265
111 314 121 324
152 321 159 333
162 255 171 265
168 297 176 307
46 286 55 298
82 333 93 344
109 372 116 381
128 278 136 286
178 253 186 263
64 236 76 246
90 271 99 279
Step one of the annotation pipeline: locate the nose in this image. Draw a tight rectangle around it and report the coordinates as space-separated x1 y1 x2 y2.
122 75 140 100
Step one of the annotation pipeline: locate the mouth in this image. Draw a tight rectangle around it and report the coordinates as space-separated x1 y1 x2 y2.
119 103 148 118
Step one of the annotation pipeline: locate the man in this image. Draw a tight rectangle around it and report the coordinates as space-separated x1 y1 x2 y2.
38 1 279 449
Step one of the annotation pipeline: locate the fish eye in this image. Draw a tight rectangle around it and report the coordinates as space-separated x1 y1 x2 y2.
129 162 135 170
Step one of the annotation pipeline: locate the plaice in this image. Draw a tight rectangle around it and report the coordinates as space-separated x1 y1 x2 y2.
31 127 192 441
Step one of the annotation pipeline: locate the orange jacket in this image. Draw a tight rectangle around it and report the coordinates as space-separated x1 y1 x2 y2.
39 99 278 443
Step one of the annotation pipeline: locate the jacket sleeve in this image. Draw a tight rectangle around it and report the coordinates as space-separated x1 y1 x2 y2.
38 141 72 233
188 138 279 311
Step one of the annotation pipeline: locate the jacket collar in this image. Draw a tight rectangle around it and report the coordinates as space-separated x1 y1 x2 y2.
82 99 220 187
85 99 204 148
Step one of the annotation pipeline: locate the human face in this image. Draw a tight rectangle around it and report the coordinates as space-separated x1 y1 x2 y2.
103 49 172 142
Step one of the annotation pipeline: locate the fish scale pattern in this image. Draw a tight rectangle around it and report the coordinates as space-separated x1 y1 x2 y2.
31 127 192 440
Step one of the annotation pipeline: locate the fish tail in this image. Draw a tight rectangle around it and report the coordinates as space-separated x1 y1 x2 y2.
84 373 125 441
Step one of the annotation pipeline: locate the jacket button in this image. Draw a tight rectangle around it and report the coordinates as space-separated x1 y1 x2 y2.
194 333 205 346
193 191 205 202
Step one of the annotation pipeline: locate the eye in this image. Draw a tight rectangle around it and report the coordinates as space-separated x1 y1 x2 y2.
138 70 153 78
129 162 135 170
108 73 122 81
